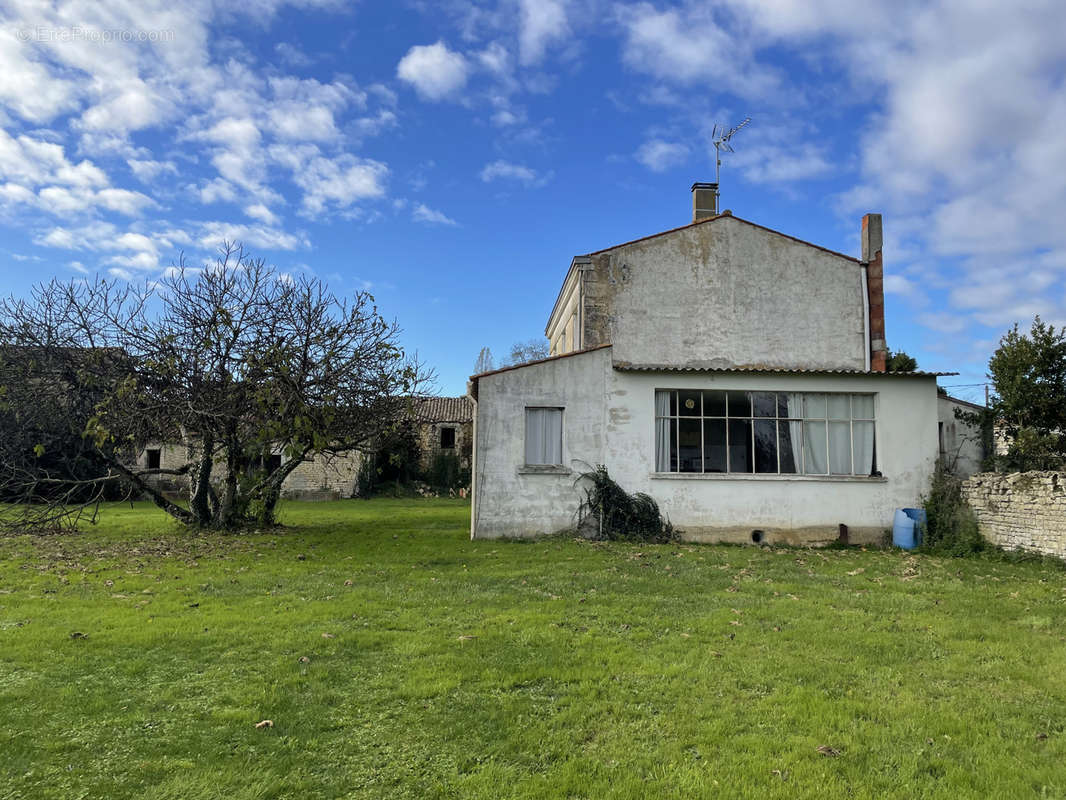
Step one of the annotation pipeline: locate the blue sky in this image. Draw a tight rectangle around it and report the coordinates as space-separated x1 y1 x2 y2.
1 1 1065 402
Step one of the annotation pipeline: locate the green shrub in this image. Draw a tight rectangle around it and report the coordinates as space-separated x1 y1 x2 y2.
576 465 676 543
921 462 986 556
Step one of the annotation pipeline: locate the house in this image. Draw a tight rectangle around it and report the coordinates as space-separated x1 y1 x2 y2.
937 394 987 477
134 395 473 500
411 396 473 473
468 184 950 544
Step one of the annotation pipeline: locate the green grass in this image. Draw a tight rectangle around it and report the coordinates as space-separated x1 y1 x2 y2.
1 499 1065 799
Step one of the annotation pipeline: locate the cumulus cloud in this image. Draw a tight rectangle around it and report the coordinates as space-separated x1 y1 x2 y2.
397 42 470 101
518 0 570 65
479 159 550 187
635 139 689 172
412 203 458 226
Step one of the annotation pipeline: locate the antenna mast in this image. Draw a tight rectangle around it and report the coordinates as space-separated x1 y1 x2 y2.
711 116 751 208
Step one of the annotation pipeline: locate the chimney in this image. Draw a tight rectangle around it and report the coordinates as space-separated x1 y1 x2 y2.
691 182 718 222
861 213 887 372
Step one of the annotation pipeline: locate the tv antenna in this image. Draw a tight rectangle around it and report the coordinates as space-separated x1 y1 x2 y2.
712 116 751 191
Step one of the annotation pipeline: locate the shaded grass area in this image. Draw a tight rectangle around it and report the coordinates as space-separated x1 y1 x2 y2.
1 499 1065 799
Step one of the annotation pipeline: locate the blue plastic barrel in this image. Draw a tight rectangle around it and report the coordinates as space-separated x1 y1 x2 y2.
893 507 926 549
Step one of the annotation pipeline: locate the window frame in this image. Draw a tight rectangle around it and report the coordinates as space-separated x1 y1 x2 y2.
524 406 564 467
654 389 878 478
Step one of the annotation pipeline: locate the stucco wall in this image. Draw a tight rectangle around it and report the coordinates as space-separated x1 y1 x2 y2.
938 395 986 477
581 217 868 371
471 347 610 538
472 351 940 543
136 443 364 499
962 472 1066 559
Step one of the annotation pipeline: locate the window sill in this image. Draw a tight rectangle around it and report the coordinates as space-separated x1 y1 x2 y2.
649 472 887 483
518 465 572 476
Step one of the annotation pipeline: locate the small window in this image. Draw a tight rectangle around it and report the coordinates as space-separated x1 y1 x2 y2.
440 427 456 449
525 407 563 465
265 454 282 472
146 449 161 470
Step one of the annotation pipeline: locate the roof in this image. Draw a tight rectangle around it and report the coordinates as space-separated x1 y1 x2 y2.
613 362 956 377
410 396 473 423
583 211 862 263
939 394 987 410
470 344 613 382
468 345 614 400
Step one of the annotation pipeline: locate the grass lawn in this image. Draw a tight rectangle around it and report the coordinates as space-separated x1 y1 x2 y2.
1 499 1065 799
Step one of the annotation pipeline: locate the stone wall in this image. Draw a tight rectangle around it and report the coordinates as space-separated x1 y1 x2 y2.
962 471 1066 558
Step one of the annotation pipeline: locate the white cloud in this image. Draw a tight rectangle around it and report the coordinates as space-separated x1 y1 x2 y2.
245 203 280 225
272 147 388 215
616 3 779 97
518 0 570 66
412 203 458 226
479 159 550 187
397 42 470 101
635 139 688 172
197 221 308 252
128 159 177 183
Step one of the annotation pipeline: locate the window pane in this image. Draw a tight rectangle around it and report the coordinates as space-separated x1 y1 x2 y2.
827 394 851 420
752 392 777 417
669 390 678 416
780 392 803 419
829 421 852 474
804 393 827 419
853 421 875 474
754 419 778 473
703 390 727 417
803 420 828 474
670 418 678 472
778 421 800 473
728 391 751 418
678 419 702 472
703 419 727 472
852 394 874 419
728 419 753 472
678 390 701 416
525 408 562 465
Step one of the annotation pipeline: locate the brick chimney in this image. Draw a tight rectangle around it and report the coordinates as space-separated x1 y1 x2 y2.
862 213 887 372
691 182 718 222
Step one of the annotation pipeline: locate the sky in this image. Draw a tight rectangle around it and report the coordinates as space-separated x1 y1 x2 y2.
1 1 1064 402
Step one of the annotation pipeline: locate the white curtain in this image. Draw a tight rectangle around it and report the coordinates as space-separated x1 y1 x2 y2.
853 421 875 475
828 421 852 474
785 393 803 472
803 421 828 474
525 408 563 465
655 391 672 472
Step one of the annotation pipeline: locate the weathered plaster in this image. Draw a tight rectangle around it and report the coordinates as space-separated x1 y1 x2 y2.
578 216 867 371
471 348 940 542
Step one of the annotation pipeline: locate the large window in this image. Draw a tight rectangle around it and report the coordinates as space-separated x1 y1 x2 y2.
655 390 876 476
525 407 563 466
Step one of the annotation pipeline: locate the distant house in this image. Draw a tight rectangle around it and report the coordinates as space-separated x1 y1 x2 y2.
937 394 987 477
468 183 953 544
411 396 473 473
135 395 473 500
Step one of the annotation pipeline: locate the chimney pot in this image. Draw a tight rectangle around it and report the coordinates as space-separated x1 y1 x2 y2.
691 182 718 222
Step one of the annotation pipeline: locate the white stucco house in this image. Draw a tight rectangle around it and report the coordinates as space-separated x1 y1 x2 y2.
468 184 952 544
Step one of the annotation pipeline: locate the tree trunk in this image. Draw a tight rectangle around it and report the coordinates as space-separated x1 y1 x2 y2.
256 449 309 526
188 437 214 525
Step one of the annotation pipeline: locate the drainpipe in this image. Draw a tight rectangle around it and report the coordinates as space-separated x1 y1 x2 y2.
466 381 479 540
861 265 871 372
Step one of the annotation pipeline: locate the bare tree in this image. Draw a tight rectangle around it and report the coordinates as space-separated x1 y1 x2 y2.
503 338 549 367
473 346 495 374
0 244 429 531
